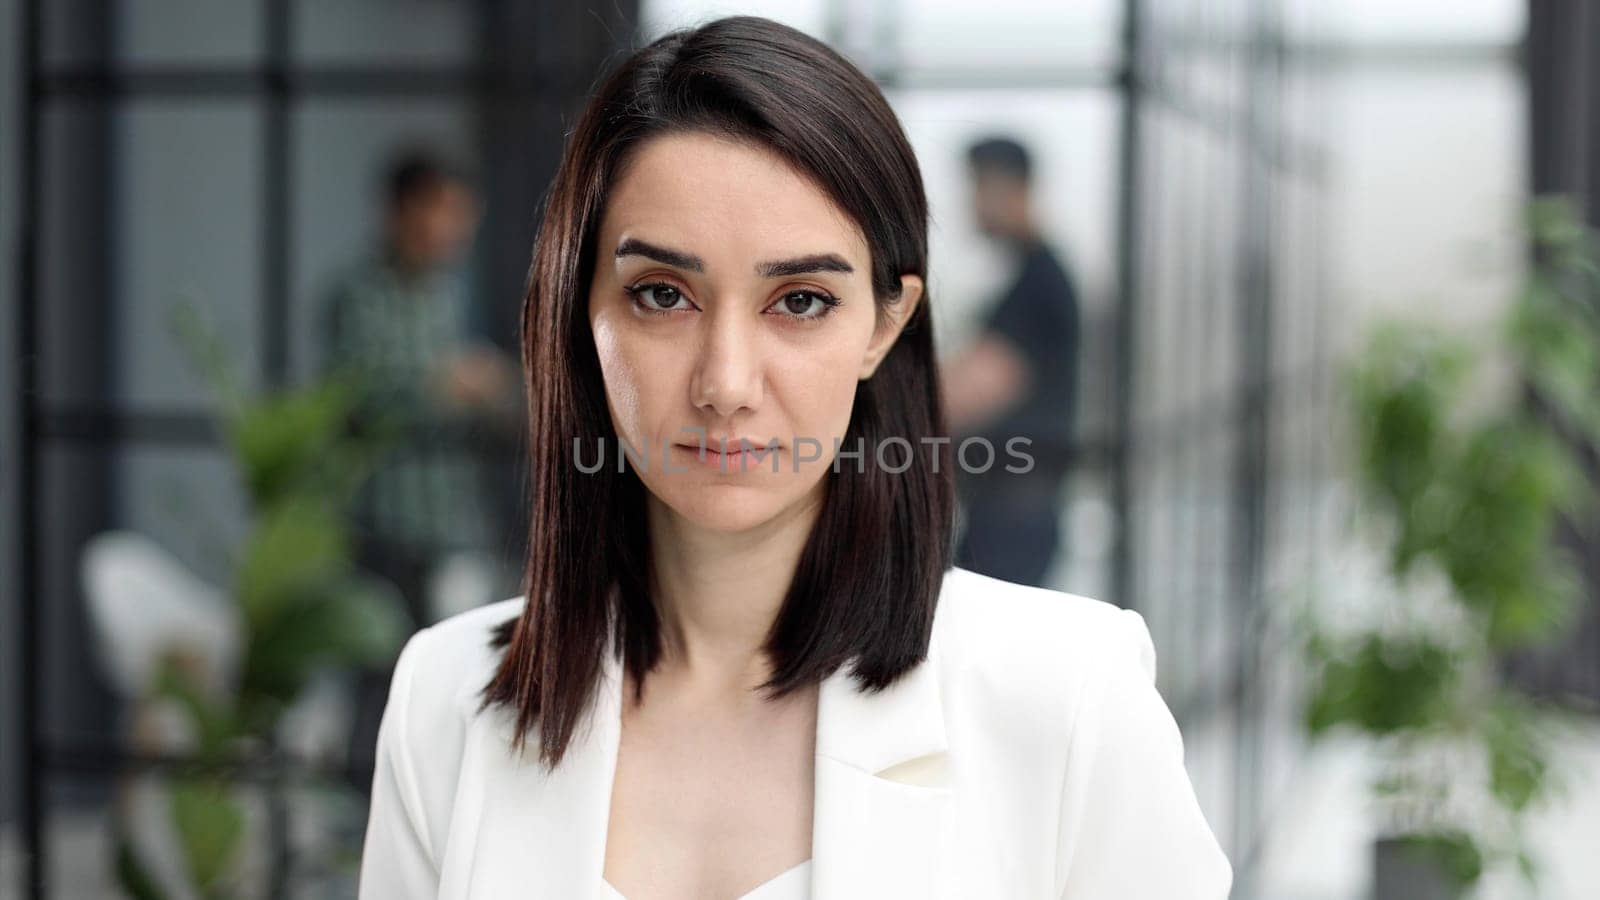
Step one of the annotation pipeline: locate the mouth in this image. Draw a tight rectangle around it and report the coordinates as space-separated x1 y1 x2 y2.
671 440 781 471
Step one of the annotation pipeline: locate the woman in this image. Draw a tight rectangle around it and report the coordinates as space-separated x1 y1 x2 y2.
358 16 1231 900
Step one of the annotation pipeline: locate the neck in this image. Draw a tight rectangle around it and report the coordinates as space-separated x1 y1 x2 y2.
643 482 826 695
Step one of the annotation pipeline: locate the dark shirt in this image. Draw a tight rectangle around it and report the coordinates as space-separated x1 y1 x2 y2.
967 238 1081 491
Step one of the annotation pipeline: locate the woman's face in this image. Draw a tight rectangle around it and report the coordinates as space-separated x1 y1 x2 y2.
587 131 921 533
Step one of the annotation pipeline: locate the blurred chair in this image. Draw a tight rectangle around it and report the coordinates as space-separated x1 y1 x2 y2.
80 530 241 715
79 529 360 762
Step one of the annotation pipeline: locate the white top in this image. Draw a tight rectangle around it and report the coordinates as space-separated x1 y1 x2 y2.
358 566 1233 898
602 859 812 900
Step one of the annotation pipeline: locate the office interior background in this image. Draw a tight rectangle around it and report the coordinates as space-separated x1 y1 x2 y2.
4 0 1599 898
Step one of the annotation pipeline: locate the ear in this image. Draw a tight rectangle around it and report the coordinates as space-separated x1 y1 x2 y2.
859 274 924 380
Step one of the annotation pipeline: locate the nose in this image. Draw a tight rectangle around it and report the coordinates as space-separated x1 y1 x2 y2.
690 304 763 418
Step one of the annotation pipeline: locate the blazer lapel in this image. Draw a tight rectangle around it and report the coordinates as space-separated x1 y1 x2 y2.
452 630 952 898
448 650 626 899
810 628 954 897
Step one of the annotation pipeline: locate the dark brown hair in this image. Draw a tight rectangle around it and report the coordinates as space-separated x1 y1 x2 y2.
383 144 470 209
478 15 954 770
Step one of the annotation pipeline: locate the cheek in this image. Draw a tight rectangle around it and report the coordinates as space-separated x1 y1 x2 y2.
589 311 653 435
776 327 871 440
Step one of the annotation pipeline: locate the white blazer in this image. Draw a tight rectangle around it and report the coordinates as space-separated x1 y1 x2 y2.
358 566 1233 899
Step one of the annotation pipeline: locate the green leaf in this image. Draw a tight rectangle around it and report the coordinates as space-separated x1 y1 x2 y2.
1527 195 1587 256
242 573 412 706
225 376 387 509
1483 698 1554 813
169 776 245 893
1304 635 1459 735
1516 848 1541 885
235 498 350 629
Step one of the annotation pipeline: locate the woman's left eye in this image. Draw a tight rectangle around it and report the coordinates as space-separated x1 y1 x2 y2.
769 289 842 321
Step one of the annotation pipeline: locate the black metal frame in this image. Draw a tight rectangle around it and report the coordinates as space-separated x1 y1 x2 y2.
17 0 43 898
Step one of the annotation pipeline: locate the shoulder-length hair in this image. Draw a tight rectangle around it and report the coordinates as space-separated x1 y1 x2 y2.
478 14 954 770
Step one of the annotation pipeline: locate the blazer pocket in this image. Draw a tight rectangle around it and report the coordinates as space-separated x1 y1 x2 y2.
874 751 951 788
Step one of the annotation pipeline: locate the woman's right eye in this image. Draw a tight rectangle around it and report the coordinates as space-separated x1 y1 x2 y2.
623 282 689 314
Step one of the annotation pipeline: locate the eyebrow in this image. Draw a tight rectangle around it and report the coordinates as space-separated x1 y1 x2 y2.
614 238 854 278
757 253 854 278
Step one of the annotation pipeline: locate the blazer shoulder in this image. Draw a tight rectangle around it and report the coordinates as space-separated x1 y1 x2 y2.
366 596 524 878
931 567 1154 736
419 594 525 661
396 595 526 731
935 567 1145 669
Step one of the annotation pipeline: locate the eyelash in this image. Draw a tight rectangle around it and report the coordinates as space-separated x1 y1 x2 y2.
623 281 843 322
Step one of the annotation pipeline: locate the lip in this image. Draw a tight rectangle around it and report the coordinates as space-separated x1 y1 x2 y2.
671 439 781 471
675 434 782 451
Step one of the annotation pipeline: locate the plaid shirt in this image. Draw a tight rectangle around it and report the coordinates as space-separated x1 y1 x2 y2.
318 247 492 556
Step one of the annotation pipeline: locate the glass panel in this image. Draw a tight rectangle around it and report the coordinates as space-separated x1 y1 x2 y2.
641 0 831 42
1325 62 1526 345
893 0 1121 74
1317 0 1524 46
45 0 264 67
116 99 263 411
293 0 475 65
118 0 263 66
45 777 122 898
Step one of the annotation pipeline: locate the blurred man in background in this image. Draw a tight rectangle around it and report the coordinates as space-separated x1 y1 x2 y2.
943 136 1082 588
318 146 519 778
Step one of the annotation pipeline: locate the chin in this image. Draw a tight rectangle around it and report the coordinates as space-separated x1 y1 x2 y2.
654 483 778 532
649 475 825 534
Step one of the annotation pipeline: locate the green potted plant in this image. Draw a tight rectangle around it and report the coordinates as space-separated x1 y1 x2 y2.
109 300 413 899
1297 196 1600 897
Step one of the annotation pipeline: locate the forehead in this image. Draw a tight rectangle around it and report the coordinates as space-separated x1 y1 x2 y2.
601 131 870 270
